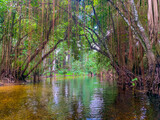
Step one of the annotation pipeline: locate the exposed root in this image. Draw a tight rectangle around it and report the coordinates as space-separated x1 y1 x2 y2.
0 69 16 83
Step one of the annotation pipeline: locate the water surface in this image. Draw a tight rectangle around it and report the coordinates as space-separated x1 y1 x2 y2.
0 77 159 120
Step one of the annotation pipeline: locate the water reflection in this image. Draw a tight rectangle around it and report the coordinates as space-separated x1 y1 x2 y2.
0 77 159 119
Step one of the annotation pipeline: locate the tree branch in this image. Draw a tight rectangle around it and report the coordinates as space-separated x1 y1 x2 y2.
24 35 67 78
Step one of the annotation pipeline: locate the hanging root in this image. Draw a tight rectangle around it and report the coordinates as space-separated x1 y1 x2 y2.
116 66 146 90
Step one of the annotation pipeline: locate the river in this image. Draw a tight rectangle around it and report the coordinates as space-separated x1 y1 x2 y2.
0 77 159 120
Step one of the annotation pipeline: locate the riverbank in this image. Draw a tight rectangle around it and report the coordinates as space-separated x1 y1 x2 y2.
0 80 27 86
0 82 27 86
0 75 88 86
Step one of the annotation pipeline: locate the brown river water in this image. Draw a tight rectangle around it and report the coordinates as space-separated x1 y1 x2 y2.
0 77 160 120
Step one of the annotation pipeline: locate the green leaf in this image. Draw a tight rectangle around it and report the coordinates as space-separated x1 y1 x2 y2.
132 78 138 81
132 83 135 86
93 0 98 6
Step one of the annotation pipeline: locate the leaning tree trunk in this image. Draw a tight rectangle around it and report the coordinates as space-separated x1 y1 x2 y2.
108 0 159 92
129 0 159 92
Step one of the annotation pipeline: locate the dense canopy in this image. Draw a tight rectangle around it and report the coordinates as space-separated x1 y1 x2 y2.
0 0 160 93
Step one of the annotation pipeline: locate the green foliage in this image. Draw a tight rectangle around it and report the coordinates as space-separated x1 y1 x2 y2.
93 0 98 6
131 78 138 86
84 51 98 74
132 78 138 82
58 69 68 75
71 60 82 73
96 53 112 72
0 0 153 81
132 83 135 86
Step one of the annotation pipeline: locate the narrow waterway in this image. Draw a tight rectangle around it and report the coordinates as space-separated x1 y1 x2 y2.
0 77 159 120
